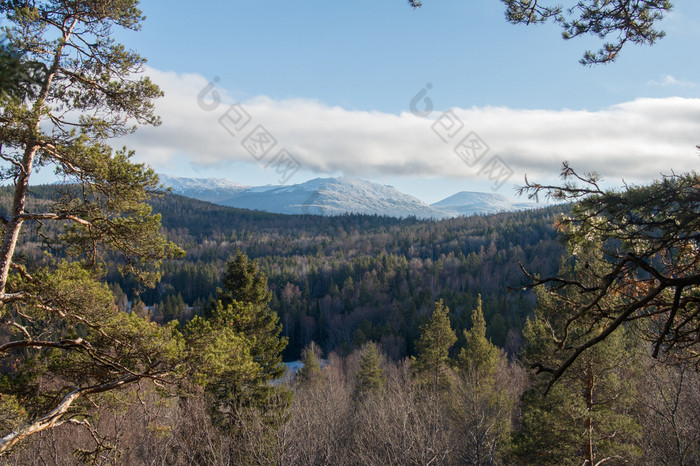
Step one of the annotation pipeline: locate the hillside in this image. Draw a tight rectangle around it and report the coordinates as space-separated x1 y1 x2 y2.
3 186 565 360
143 193 566 359
158 174 537 219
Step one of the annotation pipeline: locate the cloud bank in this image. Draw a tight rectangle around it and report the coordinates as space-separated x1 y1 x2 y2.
123 68 700 184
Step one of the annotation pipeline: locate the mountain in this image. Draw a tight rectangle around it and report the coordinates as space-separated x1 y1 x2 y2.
158 174 535 219
219 177 441 218
158 174 248 204
431 191 535 217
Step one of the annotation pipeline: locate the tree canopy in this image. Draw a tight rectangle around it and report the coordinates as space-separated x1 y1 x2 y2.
409 0 674 64
412 299 457 390
519 164 699 388
0 0 182 454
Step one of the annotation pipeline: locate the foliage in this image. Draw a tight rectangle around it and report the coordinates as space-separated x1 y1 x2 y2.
0 32 45 100
453 295 514 464
146 196 565 360
215 249 271 308
213 252 288 394
1 318 693 464
7 186 566 360
184 251 290 435
296 342 323 387
353 341 386 401
519 164 699 387
410 0 673 64
459 294 501 377
503 0 672 64
412 299 457 390
0 0 185 454
514 266 643 464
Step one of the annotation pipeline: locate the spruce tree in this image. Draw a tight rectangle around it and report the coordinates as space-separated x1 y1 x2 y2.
216 250 271 308
296 342 323 387
453 295 513 464
353 342 386 401
188 251 290 430
458 295 500 377
412 299 457 391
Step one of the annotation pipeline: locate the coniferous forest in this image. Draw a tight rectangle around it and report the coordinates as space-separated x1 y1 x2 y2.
3 182 699 465
1 1 698 465
140 193 566 359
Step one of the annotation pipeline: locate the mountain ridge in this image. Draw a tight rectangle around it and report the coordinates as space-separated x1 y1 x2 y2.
159 174 535 219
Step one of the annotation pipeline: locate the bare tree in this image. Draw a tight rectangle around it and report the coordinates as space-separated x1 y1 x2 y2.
636 357 700 465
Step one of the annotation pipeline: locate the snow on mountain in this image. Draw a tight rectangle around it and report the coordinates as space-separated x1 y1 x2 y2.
220 177 442 218
158 173 248 204
159 174 535 219
431 191 535 217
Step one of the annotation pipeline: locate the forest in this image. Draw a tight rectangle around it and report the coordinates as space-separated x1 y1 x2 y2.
130 192 565 359
3 180 699 465
1 0 698 464
2 184 565 358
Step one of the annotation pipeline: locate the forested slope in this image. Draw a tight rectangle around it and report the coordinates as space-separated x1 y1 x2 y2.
5 186 566 359
149 193 565 359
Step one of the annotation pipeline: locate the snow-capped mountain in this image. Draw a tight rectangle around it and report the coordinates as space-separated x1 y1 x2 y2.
158 174 248 204
431 191 535 217
218 177 441 218
158 174 535 219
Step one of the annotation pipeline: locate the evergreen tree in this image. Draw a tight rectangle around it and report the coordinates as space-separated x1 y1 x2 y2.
296 342 323 387
458 295 500 378
0 0 182 454
0 31 44 100
452 295 514 464
412 0 673 65
412 299 457 391
158 293 186 323
216 250 271 309
353 342 386 401
514 284 642 464
519 166 700 385
189 251 290 429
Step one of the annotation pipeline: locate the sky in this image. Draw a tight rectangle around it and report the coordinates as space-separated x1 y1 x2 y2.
105 0 700 204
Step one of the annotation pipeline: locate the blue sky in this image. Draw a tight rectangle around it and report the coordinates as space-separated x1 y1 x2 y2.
109 0 699 203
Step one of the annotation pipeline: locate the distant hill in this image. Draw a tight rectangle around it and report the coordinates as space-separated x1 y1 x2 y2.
158 174 248 204
431 191 535 217
218 177 440 218
158 174 536 218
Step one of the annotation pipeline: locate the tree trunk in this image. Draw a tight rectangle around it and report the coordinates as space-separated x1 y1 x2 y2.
0 18 76 305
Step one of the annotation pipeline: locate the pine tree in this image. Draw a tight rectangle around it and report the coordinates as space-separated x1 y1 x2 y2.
296 342 323 387
412 0 673 65
0 1 183 454
519 166 700 383
453 295 514 464
353 342 386 401
514 284 642 464
185 251 290 431
412 299 457 391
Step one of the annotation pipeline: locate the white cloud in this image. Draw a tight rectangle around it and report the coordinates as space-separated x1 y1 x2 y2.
122 68 700 185
647 74 695 87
